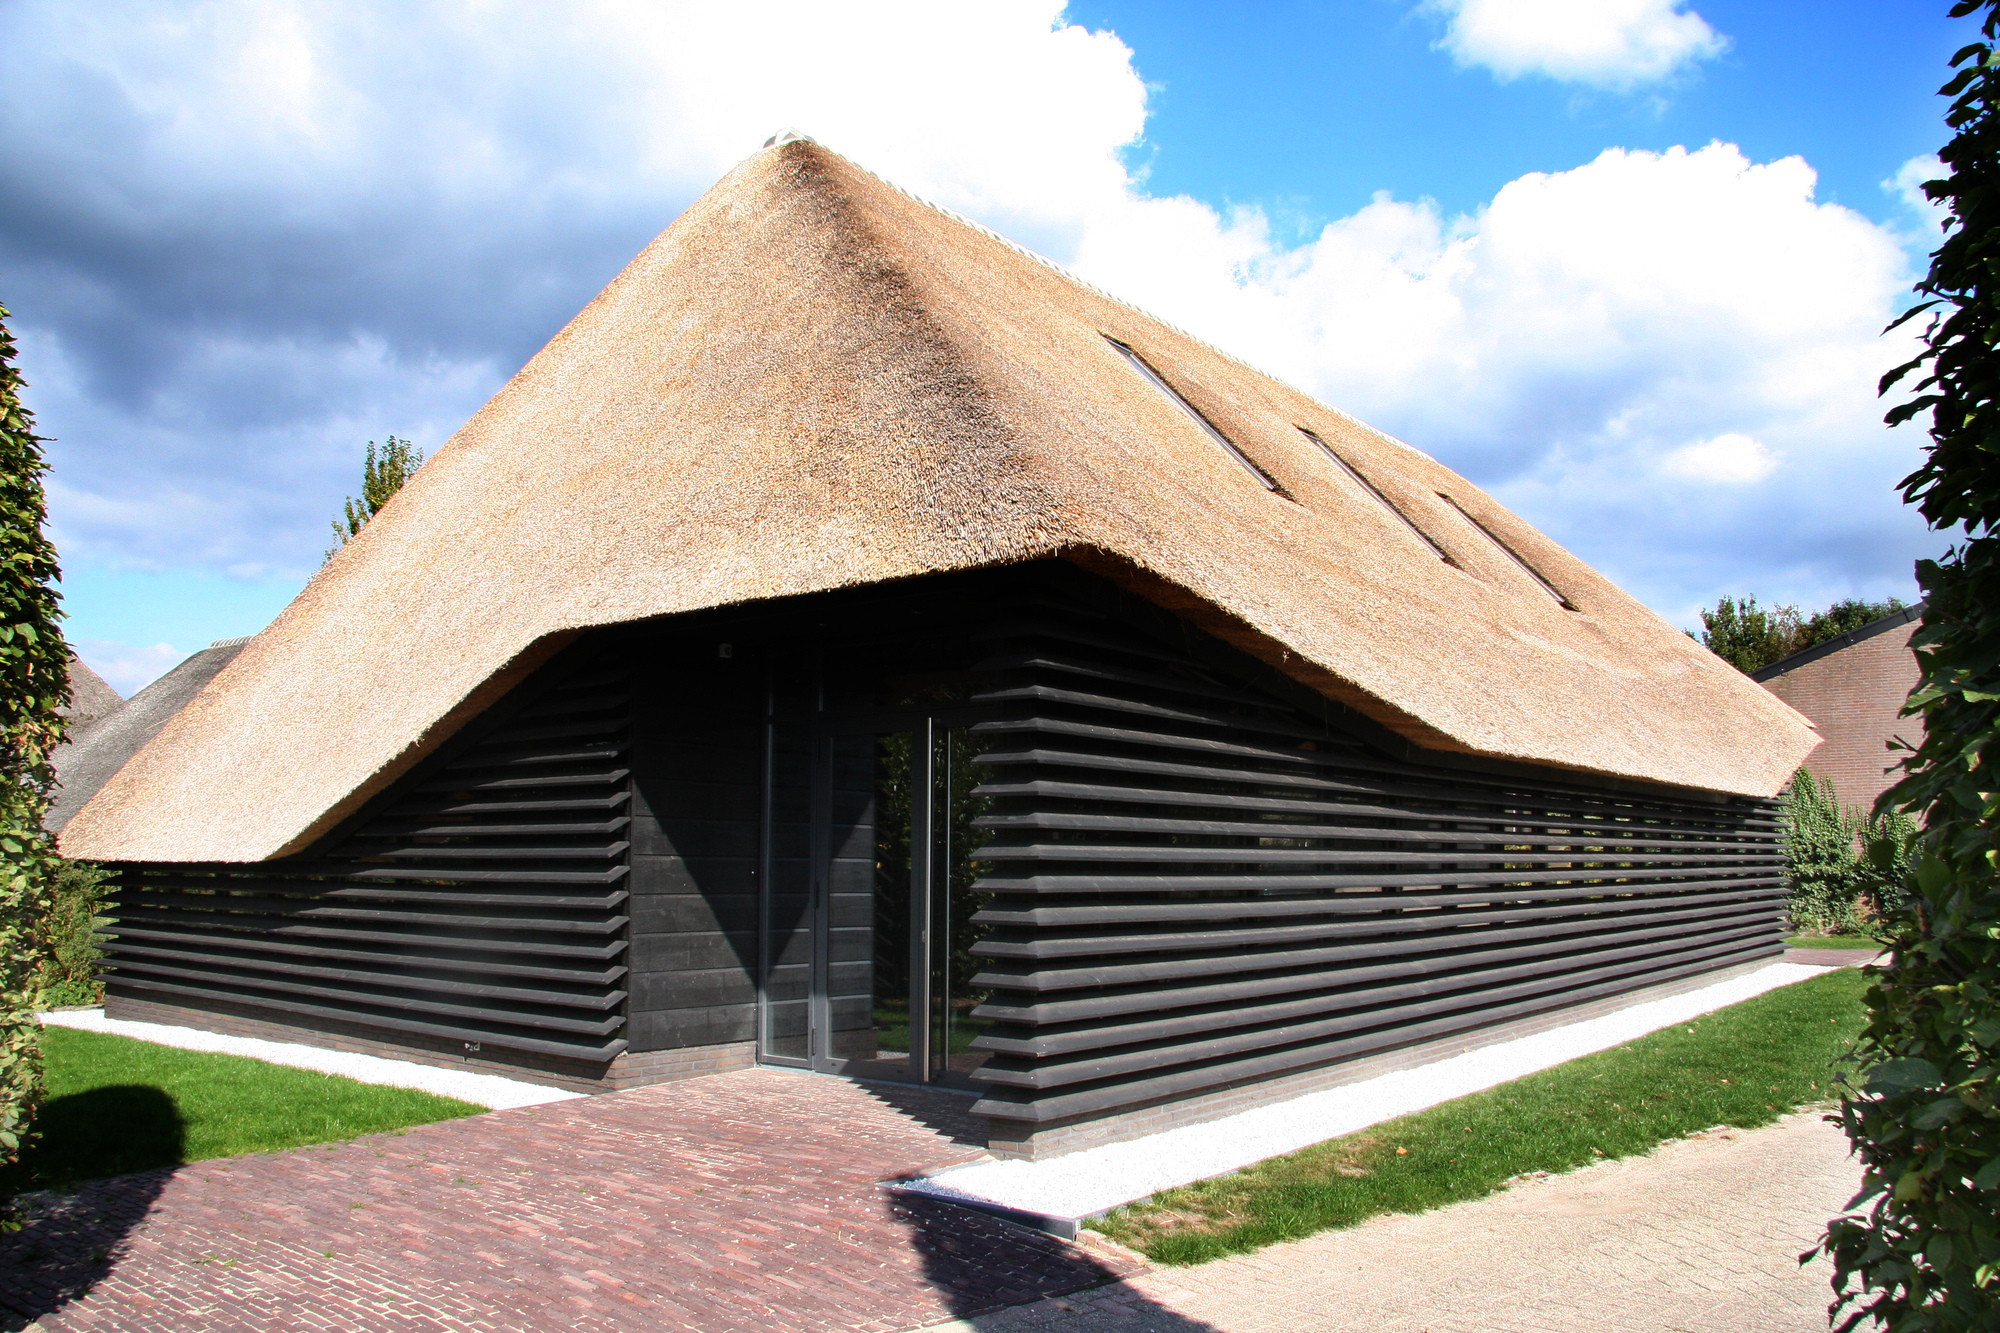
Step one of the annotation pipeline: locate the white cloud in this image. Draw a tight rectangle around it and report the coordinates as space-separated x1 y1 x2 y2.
0 1 1938 642
1660 433 1784 484
1425 0 1727 88
72 639 184 696
1889 153 1950 243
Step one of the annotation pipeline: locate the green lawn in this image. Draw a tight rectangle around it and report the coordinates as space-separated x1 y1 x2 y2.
1098 966 1869 1265
1787 935 1881 950
5 1026 484 1192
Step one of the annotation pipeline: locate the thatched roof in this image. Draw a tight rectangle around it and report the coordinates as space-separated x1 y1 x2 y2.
61 139 1816 863
49 639 247 836
59 653 124 737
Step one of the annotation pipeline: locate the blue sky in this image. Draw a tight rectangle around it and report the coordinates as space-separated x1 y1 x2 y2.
0 0 1971 692
1071 1 1957 232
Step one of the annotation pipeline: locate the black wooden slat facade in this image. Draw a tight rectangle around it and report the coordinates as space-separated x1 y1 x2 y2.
956 601 1786 1130
106 655 636 1064
102 562 1786 1135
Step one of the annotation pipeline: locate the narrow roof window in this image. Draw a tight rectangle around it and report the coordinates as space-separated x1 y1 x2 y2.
1439 493 1576 609
1297 427 1449 562
1104 336 1279 493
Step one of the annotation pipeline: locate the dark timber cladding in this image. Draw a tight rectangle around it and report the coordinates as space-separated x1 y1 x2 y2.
106 654 636 1069
102 562 1787 1132
957 578 1785 1132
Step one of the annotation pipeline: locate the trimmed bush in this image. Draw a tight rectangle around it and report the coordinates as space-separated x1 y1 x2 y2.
0 302 71 1224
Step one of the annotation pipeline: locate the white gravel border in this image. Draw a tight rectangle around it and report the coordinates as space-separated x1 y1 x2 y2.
901 961 1830 1222
38 1007 581 1110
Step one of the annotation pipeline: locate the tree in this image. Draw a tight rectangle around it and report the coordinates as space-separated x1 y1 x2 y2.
0 303 71 1222
1811 4 2000 1326
1696 594 1909 675
1699 596 1804 673
325 435 423 560
1805 597 1913 645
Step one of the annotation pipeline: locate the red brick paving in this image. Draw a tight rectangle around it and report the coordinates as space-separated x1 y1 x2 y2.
0 1069 1138 1332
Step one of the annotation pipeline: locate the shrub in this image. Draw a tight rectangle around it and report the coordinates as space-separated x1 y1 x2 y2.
33 862 108 1009
1812 5 2000 1324
1783 771 1921 938
1784 770 1867 934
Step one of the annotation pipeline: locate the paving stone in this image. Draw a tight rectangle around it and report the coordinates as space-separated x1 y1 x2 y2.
927 1111 1862 1333
0 1069 1137 1332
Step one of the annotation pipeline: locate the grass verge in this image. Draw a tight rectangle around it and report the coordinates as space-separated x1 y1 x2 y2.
1098 966 1867 1265
4 1026 484 1192
1787 935 1880 950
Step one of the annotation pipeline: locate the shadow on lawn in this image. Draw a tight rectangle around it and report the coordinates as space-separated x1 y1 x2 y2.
0 1085 183 1330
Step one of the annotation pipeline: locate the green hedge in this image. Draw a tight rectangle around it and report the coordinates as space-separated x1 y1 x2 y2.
0 302 71 1224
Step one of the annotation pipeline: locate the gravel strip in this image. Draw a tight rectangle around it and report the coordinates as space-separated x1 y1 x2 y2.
37 1007 580 1109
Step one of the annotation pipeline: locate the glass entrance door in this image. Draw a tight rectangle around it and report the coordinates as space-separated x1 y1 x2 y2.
925 725 994 1087
821 726 921 1079
757 716 994 1085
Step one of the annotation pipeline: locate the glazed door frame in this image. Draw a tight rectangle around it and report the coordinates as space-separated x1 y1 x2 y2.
757 705 989 1085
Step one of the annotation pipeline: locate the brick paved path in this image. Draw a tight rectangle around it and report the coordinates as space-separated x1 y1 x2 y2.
0 1069 1136 1332
932 1111 1861 1333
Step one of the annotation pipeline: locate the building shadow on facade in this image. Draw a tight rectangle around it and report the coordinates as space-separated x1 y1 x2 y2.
0 1085 182 1331
849 1076 989 1148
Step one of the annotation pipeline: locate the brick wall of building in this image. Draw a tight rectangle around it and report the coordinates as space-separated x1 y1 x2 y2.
1758 621 1921 813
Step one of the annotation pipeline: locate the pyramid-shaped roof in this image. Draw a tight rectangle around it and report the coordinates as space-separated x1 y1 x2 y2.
60 652 123 736
61 139 1816 862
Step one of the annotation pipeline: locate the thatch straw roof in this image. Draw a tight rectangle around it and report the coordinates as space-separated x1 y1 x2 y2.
61 139 1816 863
49 638 247 836
59 652 123 737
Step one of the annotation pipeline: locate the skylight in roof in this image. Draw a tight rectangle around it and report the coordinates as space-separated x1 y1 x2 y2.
1297 427 1449 562
1104 337 1279 493
1439 493 1576 609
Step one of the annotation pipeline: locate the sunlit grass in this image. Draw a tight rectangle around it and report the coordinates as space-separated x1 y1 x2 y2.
1098 967 1867 1265
5 1026 483 1192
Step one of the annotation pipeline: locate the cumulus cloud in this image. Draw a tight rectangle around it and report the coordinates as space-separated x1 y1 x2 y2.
0 0 1937 664
1425 0 1727 88
1 0 1142 572
1660 433 1784 484
1061 141 1929 622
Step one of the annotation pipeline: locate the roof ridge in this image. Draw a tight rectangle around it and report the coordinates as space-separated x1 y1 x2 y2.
776 138 1434 463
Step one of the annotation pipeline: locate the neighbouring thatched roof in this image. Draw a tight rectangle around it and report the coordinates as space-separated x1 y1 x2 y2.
59 653 124 737
61 139 1817 863
49 638 249 837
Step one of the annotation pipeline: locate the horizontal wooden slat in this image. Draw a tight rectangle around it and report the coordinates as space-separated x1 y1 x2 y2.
972 893 1784 961
105 925 626 985
109 943 627 1011
108 976 629 1061
415 768 629 794
116 897 629 935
